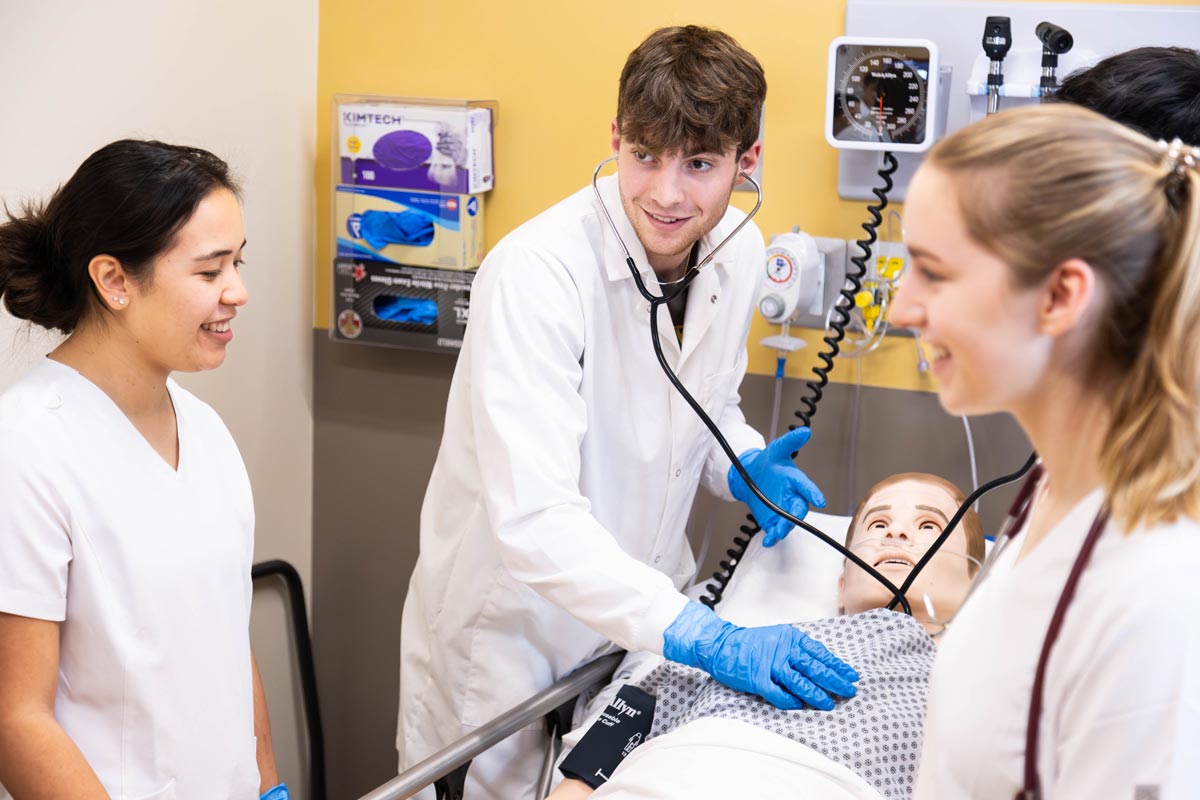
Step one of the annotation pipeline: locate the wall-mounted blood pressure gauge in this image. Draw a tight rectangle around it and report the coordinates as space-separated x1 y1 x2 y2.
825 36 940 152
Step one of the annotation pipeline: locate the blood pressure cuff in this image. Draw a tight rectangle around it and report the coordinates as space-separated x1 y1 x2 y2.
359 209 435 249
558 684 656 789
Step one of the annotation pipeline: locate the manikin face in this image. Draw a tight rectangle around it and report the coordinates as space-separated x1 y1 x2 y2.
120 188 248 376
610 121 760 274
838 479 976 626
889 166 1052 417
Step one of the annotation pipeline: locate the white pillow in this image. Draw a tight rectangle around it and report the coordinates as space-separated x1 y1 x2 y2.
713 511 853 628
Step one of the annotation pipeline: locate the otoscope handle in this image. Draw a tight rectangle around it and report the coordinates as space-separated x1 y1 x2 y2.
1035 21 1073 98
982 16 1012 114
982 16 1013 62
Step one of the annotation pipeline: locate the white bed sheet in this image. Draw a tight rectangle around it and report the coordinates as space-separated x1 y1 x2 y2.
589 717 882 799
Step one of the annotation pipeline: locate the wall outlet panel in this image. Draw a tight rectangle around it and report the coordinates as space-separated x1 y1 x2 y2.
792 236 848 329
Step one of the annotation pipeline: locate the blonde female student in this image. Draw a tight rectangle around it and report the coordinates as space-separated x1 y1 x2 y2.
891 105 1200 798
0 141 287 800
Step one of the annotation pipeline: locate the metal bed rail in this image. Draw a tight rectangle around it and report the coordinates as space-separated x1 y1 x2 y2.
252 559 326 800
360 652 625 800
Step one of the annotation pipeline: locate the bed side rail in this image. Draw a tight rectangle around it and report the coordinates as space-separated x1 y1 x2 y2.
359 652 625 800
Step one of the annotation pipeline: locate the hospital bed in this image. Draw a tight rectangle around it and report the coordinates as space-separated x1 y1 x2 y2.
359 511 855 800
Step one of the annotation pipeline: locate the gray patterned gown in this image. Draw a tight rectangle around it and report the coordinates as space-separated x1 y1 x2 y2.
637 608 936 800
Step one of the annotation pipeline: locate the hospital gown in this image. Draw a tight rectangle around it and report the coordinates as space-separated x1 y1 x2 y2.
578 609 936 799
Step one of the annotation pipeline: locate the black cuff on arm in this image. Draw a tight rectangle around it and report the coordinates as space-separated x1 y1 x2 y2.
558 685 657 789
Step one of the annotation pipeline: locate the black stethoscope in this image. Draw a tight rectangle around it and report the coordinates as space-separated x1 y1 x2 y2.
591 154 918 615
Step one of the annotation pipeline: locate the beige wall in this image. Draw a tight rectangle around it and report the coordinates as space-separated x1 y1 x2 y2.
0 1 318 792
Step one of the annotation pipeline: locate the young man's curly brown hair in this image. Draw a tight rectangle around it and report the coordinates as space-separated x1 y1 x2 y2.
616 25 766 157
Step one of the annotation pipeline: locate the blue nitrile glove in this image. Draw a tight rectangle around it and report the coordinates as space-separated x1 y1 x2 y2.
373 295 439 325
260 784 290 800
663 601 858 711
360 209 435 249
373 129 434 170
728 426 825 547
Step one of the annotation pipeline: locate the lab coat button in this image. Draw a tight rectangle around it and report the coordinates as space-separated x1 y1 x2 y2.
711 294 718 304
674 468 682 478
654 556 661 564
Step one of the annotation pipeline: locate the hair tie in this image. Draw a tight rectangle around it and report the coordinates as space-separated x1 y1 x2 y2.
1160 138 1198 176
1158 138 1198 209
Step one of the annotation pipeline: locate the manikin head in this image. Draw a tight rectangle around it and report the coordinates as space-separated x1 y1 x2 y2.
609 25 765 275
837 473 984 636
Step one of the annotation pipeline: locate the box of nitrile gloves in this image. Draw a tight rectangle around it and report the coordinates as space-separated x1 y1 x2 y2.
338 101 494 194
334 184 484 270
330 259 473 351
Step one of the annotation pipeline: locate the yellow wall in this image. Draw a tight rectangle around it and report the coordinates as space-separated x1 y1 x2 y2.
315 0 1191 391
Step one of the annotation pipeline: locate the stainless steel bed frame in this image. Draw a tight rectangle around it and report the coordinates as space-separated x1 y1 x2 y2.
359 652 625 800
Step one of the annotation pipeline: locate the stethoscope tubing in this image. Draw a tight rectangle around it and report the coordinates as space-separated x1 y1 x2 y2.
592 156 915 613
591 154 1037 620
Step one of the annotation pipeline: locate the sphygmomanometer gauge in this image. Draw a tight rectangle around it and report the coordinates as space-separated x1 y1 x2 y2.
826 36 940 153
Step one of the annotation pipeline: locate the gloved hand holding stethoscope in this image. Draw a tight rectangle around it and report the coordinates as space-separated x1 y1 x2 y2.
728 426 826 547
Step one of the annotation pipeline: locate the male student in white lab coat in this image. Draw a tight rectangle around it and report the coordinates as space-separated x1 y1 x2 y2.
397 25 859 799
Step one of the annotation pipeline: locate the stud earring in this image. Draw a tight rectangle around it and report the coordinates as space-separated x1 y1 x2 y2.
112 296 127 306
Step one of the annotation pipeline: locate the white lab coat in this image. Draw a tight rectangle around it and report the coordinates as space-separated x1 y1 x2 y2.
397 175 766 794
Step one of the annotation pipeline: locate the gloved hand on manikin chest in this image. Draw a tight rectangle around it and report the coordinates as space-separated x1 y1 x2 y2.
728 426 825 546
663 601 858 710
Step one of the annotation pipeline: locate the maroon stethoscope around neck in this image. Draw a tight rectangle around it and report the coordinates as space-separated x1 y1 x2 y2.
997 463 1110 800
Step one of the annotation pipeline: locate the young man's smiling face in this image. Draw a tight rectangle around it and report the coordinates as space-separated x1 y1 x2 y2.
611 121 760 277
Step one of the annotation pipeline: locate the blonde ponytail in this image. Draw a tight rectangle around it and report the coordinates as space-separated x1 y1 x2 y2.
926 106 1200 531
1103 162 1200 528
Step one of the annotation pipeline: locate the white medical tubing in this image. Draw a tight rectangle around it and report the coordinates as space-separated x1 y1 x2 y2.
962 415 980 511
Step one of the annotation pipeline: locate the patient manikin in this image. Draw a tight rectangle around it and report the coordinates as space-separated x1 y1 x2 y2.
550 473 983 800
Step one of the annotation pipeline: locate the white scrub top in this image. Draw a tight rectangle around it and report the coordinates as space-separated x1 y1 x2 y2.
915 488 1200 799
398 175 766 765
0 358 259 800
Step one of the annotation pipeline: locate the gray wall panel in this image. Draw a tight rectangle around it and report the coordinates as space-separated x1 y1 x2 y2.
313 336 456 799
312 331 1032 797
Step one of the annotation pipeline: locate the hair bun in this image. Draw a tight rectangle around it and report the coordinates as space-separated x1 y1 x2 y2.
0 201 75 332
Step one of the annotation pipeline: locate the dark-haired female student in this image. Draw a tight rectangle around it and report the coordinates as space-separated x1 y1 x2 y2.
0 140 287 800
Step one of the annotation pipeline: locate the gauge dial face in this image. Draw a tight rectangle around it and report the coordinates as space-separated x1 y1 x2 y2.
766 253 794 284
832 44 930 146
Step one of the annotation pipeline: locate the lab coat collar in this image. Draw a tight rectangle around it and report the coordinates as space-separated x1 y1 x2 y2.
593 174 740 286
